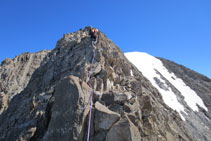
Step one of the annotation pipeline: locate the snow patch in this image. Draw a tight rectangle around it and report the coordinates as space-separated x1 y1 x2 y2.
130 70 134 76
125 52 208 120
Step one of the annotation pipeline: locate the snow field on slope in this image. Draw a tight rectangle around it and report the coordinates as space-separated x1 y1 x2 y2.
125 52 208 120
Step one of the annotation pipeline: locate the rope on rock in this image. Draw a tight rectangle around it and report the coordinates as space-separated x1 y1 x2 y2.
86 35 98 141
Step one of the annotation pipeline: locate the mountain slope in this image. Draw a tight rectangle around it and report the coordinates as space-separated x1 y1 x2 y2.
0 27 210 141
0 50 50 114
159 57 211 112
125 52 211 141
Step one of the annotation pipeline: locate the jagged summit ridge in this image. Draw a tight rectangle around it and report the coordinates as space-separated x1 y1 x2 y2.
0 27 210 141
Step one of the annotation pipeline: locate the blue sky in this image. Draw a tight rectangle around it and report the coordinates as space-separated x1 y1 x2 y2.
0 0 211 78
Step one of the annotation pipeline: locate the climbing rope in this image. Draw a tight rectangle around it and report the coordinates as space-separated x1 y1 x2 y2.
86 35 98 141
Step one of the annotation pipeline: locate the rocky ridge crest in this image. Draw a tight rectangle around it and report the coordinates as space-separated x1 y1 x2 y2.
0 27 197 140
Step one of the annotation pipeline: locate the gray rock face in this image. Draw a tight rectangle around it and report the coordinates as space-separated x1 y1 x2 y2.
0 50 50 114
0 27 208 141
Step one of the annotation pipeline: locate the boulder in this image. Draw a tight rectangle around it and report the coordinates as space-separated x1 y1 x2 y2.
106 116 141 141
43 75 90 141
101 92 128 106
94 102 120 132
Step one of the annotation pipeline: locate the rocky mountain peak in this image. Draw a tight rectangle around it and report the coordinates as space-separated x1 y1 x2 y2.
0 27 209 141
